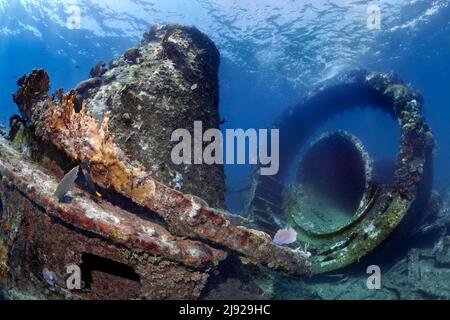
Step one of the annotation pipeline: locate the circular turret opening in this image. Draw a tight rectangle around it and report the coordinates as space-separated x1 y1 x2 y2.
288 131 372 233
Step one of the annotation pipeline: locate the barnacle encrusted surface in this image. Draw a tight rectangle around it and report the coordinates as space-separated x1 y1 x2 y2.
79 25 226 209
0 135 227 299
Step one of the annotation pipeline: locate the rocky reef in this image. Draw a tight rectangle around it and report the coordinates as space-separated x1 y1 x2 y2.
0 25 311 300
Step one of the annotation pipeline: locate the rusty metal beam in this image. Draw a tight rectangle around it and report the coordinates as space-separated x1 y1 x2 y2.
0 137 226 269
12 69 312 276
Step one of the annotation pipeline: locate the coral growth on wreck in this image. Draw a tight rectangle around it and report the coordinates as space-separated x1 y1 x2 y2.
80 25 225 208
1 25 312 300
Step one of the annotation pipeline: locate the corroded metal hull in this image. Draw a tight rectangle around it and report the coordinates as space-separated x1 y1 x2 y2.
0 26 311 299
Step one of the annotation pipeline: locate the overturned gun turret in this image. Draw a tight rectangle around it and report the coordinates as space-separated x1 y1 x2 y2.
246 70 435 273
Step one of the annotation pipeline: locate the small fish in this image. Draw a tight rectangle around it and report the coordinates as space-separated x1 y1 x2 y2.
81 157 102 198
54 165 80 201
219 118 228 125
273 227 297 246
227 186 251 194
89 60 106 78
75 65 81 69
82 169 102 198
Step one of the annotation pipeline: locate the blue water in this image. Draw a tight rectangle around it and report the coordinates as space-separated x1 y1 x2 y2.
1 0 449 214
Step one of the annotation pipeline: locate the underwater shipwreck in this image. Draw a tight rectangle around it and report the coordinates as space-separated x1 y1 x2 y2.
1 24 449 300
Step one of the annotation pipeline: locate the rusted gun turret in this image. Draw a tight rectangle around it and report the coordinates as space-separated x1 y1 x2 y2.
246 70 435 273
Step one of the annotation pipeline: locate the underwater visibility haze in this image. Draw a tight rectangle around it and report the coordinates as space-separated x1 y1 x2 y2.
0 0 450 301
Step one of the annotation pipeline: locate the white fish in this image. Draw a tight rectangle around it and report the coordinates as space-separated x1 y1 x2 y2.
54 165 79 201
273 227 297 246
